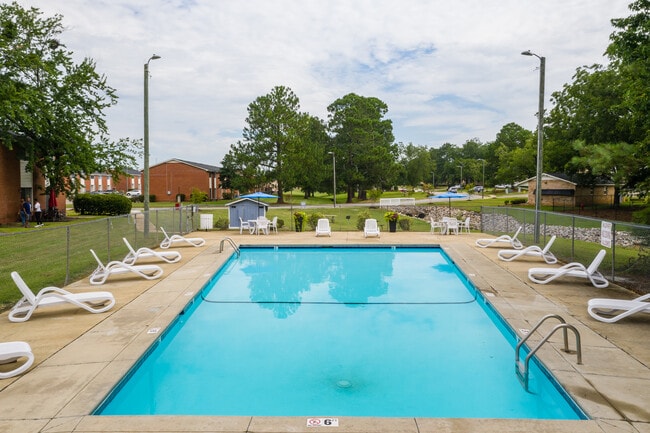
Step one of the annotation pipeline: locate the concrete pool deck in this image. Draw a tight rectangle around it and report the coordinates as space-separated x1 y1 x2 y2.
0 230 648 433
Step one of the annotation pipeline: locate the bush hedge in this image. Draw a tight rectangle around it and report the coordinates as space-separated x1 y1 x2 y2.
73 193 132 216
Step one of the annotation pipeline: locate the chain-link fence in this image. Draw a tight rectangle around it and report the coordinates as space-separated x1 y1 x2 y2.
0 207 199 304
481 206 650 293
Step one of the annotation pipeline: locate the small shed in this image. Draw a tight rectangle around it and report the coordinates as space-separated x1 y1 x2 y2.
226 198 269 229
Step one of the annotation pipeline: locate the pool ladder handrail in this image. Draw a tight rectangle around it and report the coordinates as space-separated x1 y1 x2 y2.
515 314 582 391
219 237 240 257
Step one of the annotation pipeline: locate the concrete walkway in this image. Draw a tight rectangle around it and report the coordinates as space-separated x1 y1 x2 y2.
0 230 648 433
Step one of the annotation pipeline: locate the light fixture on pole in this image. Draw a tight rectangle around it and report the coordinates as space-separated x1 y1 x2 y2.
521 49 545 244
143 54 161 236
328 151 336 208
478 158 485 199
458 164 463 187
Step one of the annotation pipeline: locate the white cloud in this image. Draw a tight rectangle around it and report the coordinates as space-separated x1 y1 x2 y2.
18 0 631 168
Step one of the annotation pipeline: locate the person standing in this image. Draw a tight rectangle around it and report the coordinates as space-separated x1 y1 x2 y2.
34 198 43 227
22 197 32 228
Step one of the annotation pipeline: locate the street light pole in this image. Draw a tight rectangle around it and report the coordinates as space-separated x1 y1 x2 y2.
478 159 485 199
522 50 545 244
328 151 336 208
143 54 161 236
458 165 463 188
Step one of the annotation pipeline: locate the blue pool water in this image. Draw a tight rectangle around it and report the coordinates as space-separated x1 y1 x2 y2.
96 246 586 419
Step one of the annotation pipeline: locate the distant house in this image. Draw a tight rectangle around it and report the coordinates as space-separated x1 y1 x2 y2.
78 169 142 194
514 173 616 207
149 159 226 202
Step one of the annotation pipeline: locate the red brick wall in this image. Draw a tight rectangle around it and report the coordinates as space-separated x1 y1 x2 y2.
0 146 21 224
150 162 216 202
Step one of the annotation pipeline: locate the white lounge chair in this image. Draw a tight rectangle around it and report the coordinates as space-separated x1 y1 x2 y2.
0 341 34 379
89 249 163 285
475 226 524 249
122 238 181 265
160 227 206 248
8 271 115 322
498 235 557 264
315 218 332 237
588 293 650 323
528 249 609 288
364 218 380 238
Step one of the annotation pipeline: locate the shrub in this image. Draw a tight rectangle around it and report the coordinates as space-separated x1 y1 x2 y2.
190 188 208 203
73 193 132 216
368 188 383 202
398 218 411 231
293 211 307 231
384 211 399 222
356 210 371 230
214 216 229 230
510 198 527 205
307 212 324 230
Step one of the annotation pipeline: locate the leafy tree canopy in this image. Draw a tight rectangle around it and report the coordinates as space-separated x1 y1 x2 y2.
327 93 398 202
0 2 139 195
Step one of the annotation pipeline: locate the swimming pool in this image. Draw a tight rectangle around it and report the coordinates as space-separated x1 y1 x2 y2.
96 246 586 419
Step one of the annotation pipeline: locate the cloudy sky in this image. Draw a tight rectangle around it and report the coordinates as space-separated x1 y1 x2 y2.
19 0 631 169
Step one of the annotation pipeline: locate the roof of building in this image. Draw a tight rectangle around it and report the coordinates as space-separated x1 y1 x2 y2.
151 159 221 172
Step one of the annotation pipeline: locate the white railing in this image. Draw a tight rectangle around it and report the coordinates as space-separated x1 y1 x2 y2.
379 198 416 208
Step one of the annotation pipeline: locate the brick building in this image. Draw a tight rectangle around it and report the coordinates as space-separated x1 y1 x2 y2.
515 173 616 207
149 159 224 202
0 146 66 225
78 169 142 194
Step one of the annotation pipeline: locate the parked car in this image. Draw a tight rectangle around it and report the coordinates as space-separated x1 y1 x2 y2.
473 186 484 193
448 185 461 193
126 189 141 197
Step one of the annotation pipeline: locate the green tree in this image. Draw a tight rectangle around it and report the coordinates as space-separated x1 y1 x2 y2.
285 113 329 198
0 2 139 195
223 85 311 203
398 142 432 187
545 0 650 190
327 93 398 202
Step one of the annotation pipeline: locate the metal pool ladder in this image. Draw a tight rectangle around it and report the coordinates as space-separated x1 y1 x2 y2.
515 314 582 391
219 237 240 257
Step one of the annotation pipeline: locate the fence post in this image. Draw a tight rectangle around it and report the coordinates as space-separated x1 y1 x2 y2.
611 222 617 282
65 226 71 286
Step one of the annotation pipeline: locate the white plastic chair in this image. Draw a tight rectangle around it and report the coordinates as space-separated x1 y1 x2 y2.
8 271 115 322
444 218 459 235
239 218 252 235
476 227 524 249
0 341 34 379
461 217 471 234
430 217 445 234
528 249 609 288
160 227 206 248
315 218 332 237
122 238 181 265
254 218 269 235
268 216 278 234
89 249 163 285
498 236 557 264
588 293 650 323
364 218 380 238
